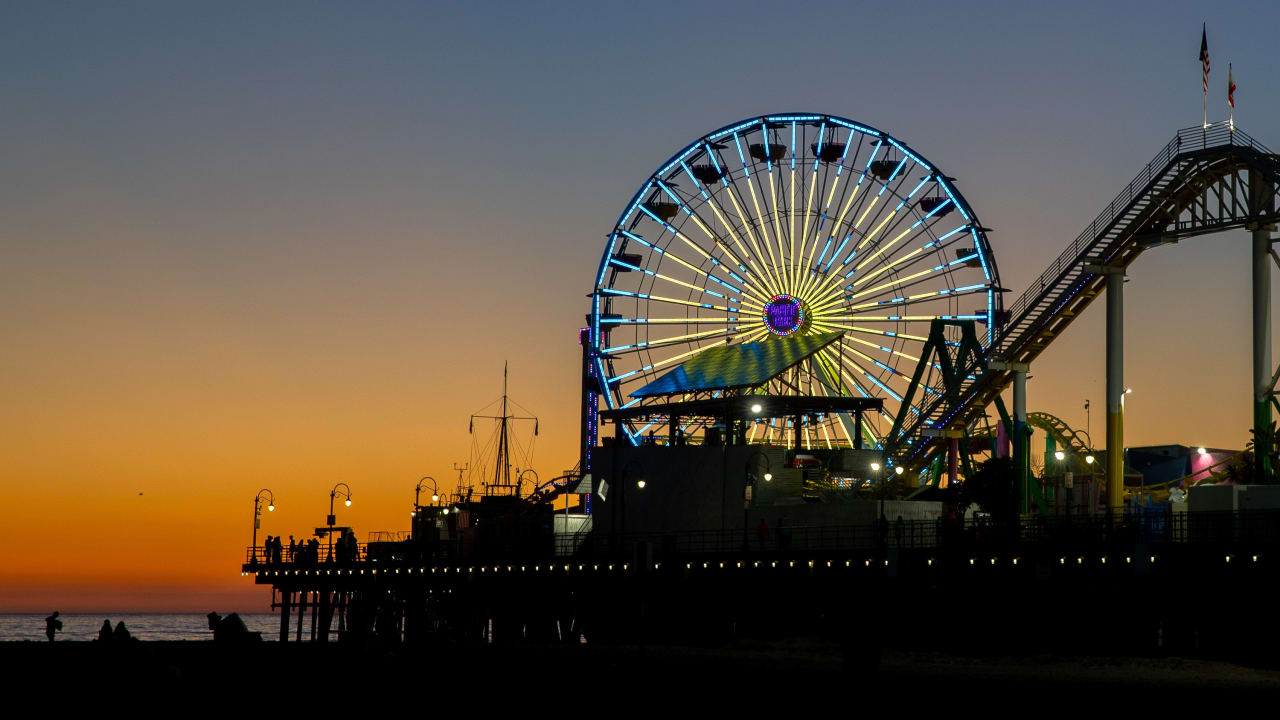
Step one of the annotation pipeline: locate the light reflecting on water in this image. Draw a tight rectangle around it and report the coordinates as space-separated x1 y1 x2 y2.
0 614 280 642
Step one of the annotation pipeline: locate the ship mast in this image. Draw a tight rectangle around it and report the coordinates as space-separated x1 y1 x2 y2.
469 361 537 496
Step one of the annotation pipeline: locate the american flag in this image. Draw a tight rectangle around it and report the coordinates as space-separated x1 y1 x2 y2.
1200 25 1210 94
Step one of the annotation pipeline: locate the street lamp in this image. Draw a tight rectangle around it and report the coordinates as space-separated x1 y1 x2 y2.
252 489 275 564
328 482 352 560
745 447 773 552
617 458 645 548
518 469 539 499
413 476 439 517
871 461 887 546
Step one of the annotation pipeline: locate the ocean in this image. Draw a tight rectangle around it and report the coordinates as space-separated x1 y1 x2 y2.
0 613 280 642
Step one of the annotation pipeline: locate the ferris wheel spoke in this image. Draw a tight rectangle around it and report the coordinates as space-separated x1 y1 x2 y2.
714 179 785 297
608 241 743 305
732 132 786 285
683 142 771 288
808 162 921 303
818 222 973 303
659 180 776 305
837 284 992 317
633 209 751 299
601 327 736 356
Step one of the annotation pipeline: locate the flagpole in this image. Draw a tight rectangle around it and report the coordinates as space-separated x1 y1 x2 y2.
1201 23 1209 146
1228 62 1234 132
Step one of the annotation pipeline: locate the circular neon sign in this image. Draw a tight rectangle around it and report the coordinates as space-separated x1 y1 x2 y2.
763 295 806 336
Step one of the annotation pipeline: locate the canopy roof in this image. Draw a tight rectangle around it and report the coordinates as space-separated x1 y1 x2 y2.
631 331 843 398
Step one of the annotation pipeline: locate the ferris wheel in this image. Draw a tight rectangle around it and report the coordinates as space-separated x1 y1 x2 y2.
588 113 1002 450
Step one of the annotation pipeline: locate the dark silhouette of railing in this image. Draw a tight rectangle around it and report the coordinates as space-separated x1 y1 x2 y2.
244 509 1280 572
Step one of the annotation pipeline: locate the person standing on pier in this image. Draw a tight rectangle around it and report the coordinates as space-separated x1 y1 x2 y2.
288 535 296 562
44 611 62 642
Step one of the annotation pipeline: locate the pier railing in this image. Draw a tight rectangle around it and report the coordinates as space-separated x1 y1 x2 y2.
244 509 1280 570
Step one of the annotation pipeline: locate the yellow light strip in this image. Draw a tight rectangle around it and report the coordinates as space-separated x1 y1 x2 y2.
853 223 912 272
603 328 733 355
808 322 928 343
767 171 788 293
788 167 797 288
720 183 785 297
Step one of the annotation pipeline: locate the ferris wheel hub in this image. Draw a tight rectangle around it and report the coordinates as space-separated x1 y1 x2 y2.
763 294 809 337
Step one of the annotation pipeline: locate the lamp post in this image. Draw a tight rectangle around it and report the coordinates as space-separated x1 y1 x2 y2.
617 458 644 553
252 489 275 564
328 482 352 559
745 448 773 552
413 476 439 517
518 469 539 499
871 461 886 549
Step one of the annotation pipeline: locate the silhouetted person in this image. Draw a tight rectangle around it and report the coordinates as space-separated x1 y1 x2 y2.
288 536 297 562
272 536 283 563
98 620 112 642
895 515 905 547
44 611 62 642
262 535 272 563
207 611 261 642
113 620 134 642
756 518 770 552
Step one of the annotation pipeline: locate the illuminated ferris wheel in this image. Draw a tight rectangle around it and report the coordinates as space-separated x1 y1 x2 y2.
588 113 1002 449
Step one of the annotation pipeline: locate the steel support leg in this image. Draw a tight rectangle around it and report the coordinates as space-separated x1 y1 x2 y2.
1106 271 1125 510
947 437 958 487
1254 227 1273 483
1013 369 1028 515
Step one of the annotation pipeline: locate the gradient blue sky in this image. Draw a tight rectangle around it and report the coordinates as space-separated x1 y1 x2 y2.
2 0 1278 609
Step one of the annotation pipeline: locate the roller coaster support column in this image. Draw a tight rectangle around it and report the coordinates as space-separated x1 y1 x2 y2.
1012 367 1029 515
1106 268 1125 510
1252 224 1275 483
990 361 1030 513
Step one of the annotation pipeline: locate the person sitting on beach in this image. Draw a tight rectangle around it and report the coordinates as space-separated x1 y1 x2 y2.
98 620 113 642
112 621 134 642
44 611 62 642
207 611 262 642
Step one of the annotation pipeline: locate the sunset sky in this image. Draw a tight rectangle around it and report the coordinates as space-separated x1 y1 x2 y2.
3 0 1279 611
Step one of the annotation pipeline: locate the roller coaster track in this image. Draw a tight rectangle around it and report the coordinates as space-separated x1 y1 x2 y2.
893 123 1280 468
970 411 1094 455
